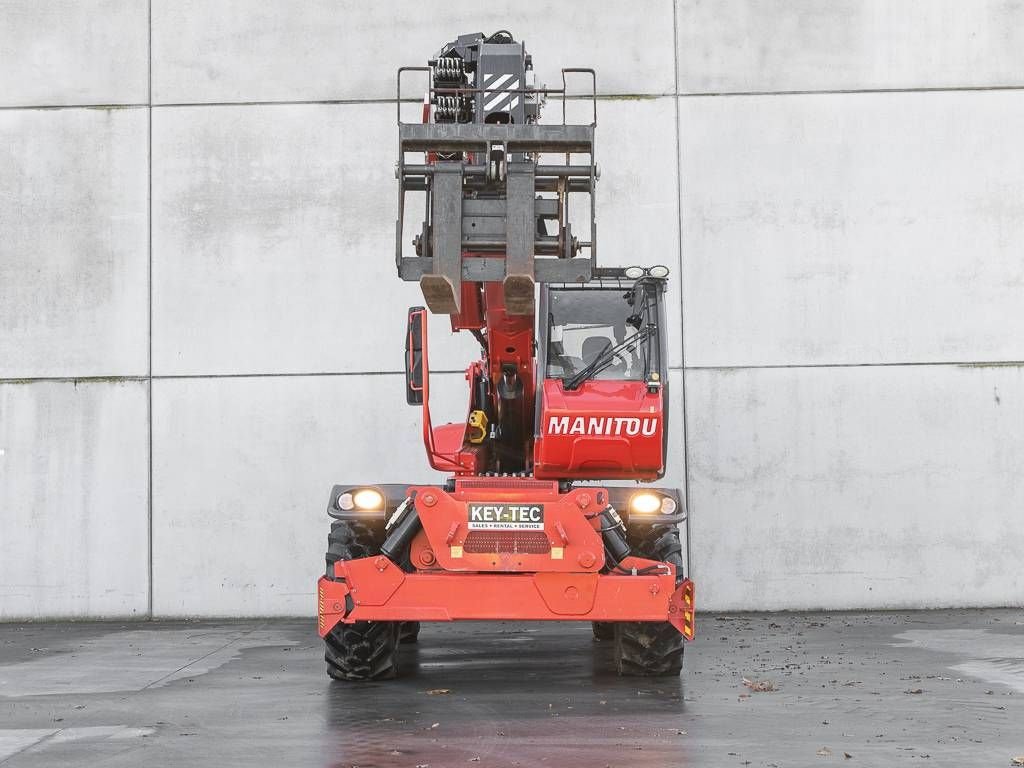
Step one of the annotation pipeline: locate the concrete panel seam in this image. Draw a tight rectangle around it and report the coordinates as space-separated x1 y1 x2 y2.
686 360 1024 372
147 0 154 620
677 84 1024 99
148 370 467 380
9 84 1024 113
0 103 149 111
0 371 460 383
0 96 671 114
138 628 259 690
7 360 1024 386
0 376 150 384
672 0 693 580
6 85 1024 113
150 94 677 108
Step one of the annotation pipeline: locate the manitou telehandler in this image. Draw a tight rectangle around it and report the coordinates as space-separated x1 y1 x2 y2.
317 31 695 679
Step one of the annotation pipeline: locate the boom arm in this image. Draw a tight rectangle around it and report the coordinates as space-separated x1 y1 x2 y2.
394 32 603 475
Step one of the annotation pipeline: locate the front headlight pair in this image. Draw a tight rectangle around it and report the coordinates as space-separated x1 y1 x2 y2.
628 491 677 516
624 264 670 280
336 488 385 512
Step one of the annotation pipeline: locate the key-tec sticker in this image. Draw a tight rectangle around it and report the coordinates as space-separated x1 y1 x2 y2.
467 503 545 530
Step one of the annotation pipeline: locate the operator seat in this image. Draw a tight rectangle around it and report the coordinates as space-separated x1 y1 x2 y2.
581 335 627 379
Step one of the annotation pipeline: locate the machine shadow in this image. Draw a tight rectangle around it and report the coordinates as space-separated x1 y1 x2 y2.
321 623 689 768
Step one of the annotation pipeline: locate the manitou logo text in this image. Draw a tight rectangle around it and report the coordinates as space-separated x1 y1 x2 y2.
546 416 659 437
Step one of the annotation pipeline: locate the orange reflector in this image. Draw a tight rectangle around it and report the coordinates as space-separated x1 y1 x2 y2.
317 583 326 634
681 580 696 640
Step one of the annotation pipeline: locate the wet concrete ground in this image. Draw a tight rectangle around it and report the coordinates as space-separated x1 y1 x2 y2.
0 611 1021 767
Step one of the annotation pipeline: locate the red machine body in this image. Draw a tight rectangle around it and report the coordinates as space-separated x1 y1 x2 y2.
317 31 693 680
534 379 664 480
319 563 694 636
321 277 691 639
318 479 693 638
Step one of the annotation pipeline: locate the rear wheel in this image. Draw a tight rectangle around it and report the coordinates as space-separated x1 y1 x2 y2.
323 520 401 681
614 525 685 677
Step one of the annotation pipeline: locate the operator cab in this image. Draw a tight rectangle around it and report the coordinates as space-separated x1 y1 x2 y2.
533 269 670 480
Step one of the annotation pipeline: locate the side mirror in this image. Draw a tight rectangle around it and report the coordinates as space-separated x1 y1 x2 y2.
405 306 426 405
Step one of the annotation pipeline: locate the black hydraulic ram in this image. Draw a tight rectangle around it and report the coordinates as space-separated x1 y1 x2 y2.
597 505 631 568
380 492 423 562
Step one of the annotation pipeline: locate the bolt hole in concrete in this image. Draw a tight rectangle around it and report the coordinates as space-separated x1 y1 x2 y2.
0 613 1022 766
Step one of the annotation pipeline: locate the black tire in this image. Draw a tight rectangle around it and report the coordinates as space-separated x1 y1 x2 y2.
592 621 615 641
614 525 685 677
323 519 400 681
400 621 420 644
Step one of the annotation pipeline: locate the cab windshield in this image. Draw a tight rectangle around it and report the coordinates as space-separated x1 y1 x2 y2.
545 284 660 385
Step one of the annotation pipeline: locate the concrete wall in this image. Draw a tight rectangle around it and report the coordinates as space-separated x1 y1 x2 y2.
2 1 1022 618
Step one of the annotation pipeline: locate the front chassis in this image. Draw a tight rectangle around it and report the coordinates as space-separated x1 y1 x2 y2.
318 559 694 636
318 479 695 641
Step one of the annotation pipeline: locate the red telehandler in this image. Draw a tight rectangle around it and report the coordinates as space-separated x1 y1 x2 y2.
317 31 695 679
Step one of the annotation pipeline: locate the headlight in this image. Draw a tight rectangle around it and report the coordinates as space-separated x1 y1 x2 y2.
353 488 385 510
648 264 670 278
624 265 645 279
629 492 662 514
660 496 677 515
336 492 354 511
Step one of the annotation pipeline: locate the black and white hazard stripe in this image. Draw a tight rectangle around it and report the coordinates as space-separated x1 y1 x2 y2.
481 72 522 115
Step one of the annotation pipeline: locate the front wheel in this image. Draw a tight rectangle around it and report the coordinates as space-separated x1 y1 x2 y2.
400 621 420 644
613 525 686 677
323 520 400 681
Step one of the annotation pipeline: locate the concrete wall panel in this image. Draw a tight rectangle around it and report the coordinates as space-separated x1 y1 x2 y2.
0 107 149 378
680 90 1024 368
685 363 1024 611
0 0 148 107
0 380 149 619
564 97 684 368
4 2 1023 619
150 365 689 616
151 103 479 377
152 98 680 376
152 0 674 104
152 368 688 616
663 368 686 494
678 0 1024 94
151 373 465 616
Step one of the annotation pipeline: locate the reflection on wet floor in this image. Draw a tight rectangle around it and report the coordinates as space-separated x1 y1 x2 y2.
895 628 1024 694
322 633 689 767
0 612 1021 767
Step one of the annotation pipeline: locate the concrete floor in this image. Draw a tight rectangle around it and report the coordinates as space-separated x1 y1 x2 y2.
0 612 1021 768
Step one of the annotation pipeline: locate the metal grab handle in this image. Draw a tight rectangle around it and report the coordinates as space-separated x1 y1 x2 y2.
396 66 431 124
401 164 593 178
561 68 597 127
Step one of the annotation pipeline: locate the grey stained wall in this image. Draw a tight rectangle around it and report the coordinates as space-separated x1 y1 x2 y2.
2 1 1023 618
